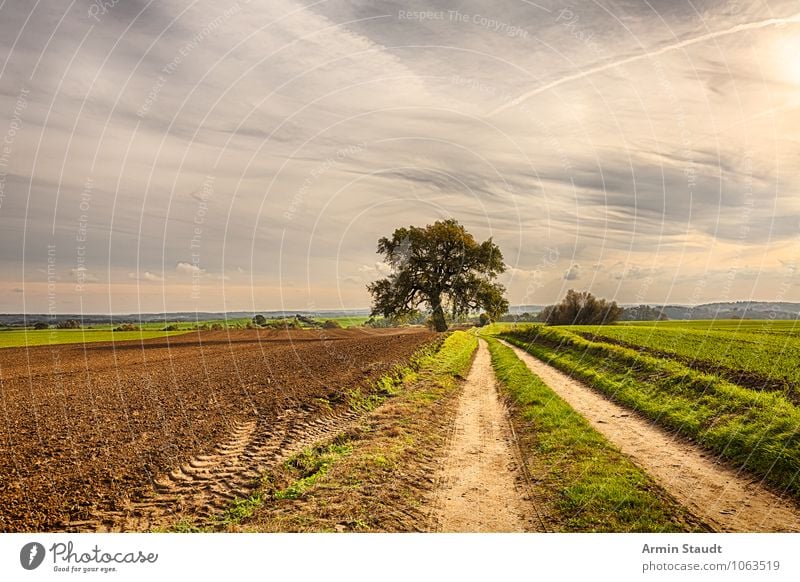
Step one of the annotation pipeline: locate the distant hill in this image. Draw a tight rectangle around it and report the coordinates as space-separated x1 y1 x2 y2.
645 302 800 321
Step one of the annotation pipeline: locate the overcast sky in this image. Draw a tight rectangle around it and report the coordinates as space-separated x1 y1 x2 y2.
1 0 800 313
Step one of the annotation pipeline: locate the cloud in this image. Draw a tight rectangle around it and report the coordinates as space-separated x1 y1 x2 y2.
70 269 100 283
175 262 229 280
343 261 392 285
611 266 656 281
358 262 392 276
563 264 581 281
128 271 165 282
176 262 206 276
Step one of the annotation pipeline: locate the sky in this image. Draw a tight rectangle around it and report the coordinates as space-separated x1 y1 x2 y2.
1 0 800 313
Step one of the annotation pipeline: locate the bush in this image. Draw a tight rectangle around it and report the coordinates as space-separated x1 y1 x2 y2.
296 314 320 327
210 323 223 330
538 290 622 325
33 321 49 330
162 324 180 331
322 320 342 329
56 319 81 329
114 323 141 332
478 313 492 327
252 314 267 327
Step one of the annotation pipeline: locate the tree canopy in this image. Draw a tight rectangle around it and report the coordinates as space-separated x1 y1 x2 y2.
367 219 509 332
538 289 622 325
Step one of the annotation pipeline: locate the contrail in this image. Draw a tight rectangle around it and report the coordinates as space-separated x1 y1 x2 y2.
489 12 800 116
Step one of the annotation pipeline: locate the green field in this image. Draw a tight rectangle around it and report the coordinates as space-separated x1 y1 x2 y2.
0 329 190 348
494 321 800 500
573 319 800 394
0 314 373 349
322 316 370 328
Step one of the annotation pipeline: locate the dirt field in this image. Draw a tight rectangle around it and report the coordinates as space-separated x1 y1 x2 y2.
0 328 435 532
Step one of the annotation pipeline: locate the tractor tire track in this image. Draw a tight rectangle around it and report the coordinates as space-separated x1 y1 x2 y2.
90 407 362 532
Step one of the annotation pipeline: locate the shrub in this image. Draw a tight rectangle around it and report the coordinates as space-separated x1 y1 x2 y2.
56 319 81 329
114 323 141 332
322 319 342 329
538 290 622 325
252 314 267 327
33 321 49 330
162 324 180 331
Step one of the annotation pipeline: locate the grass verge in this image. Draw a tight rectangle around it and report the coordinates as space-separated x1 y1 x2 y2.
500 325 800 501
484 336 704 532
217 331 478 532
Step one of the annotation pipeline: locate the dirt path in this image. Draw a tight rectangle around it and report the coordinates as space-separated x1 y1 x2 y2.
431 339 537 532
503 340 800 532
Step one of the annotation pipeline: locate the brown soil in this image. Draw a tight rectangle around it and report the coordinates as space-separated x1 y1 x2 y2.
0 328 435 531
503 340 800 533
430 340 537 532
239 360 464 532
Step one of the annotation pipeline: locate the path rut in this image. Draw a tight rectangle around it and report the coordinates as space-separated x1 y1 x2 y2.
431 339 537 532
503 340 800 532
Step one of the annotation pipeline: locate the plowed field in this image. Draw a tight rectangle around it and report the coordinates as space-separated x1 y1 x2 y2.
0 328 434 531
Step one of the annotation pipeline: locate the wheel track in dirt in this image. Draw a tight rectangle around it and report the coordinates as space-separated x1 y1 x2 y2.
87 406 362 532
430 339 539 532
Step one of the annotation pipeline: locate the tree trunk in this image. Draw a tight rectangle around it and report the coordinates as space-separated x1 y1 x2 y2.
431 296 448 332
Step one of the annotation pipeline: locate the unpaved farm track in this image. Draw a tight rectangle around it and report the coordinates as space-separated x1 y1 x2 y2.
431 340 538 532
503 340 800 532
0 328 435 531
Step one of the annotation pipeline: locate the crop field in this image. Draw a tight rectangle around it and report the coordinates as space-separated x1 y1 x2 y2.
497 321 800 501
0 329 191 348
573 320 800 394
0 316 375 349
0 327 435 531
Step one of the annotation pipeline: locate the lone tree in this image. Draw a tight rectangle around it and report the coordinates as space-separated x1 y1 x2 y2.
538 289 622 325
367 219 509 332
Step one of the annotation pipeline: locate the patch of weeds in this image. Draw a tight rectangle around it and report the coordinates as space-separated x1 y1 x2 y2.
214 493 264 527
274 440 353 500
